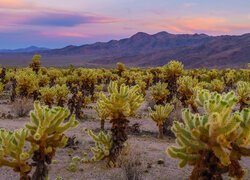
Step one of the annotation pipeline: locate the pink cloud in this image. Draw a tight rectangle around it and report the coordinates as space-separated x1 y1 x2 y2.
0 0 35 9
143 16 250 35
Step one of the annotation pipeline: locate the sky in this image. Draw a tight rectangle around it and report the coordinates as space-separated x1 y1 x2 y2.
1 0 250 49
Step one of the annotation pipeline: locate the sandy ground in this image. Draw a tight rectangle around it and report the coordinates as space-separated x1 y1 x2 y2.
0 100 249 180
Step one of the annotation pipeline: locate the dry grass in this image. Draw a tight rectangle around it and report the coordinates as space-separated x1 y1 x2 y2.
118 145 143 180
11 98 33 117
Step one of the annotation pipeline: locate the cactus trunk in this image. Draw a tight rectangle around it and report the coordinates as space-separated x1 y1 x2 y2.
158 124 163 138
100 119 105 130
109 118 129 164
31 150 50 180
190 150 227 180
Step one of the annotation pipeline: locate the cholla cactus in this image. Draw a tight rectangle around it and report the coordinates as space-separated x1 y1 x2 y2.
210 79 224 93
26 101 79 179
224 70 237 88
148 104 174 138
55 84 69 107
29 54 41 74
39 86 57 107
97 81 144 164
95 102 110 130
150 82 170 105
167 90 250 179
83 129 112 162
0 82 4 95
116 62 126 76
236 81 250 110
16 69 38 98
0 129 31 179
163 60 184 98
177 76 199 112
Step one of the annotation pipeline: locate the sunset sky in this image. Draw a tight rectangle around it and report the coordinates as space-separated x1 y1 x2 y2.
1 0 250 49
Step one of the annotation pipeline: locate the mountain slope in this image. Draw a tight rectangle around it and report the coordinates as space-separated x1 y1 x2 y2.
0 46 49 53
0 32 249 68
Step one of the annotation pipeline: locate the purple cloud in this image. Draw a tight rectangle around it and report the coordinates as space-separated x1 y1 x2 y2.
23 12 118 27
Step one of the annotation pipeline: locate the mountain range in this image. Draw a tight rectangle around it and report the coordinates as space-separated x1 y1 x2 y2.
0 31 249 68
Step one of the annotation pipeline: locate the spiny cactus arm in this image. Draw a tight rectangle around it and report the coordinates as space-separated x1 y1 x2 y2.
26 101 78 142
236 81 250 105
167 147 200 167
0 129 31 176
212 146 230 166
235 108 250 147
84 129 112 162
148 104 174 125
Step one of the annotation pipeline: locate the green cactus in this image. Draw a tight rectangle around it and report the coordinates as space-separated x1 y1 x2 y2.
97 81 144 165
0 128 31 179
26 101 79 179
83 129 112 162
210 79 224 93
150 82 170 105
236 81 250 110
29 54 41 74
148 104 174 138
167 90 250 179
177 76 200 112
95 102 109 130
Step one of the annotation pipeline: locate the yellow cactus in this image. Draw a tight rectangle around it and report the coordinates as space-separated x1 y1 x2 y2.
39 86 57 107
97 81 144 164
167 90 250 179
0 128 31 179
148 104 174 138
210 79 224 93
150 82 170 105
83 129 112 162
177 76 199 111
236 81 250 110
55 84 69 107
16 69 39 97
26 101 79 178
29 54 41 73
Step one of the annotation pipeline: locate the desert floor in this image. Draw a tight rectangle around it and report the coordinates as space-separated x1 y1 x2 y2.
0 100 249 180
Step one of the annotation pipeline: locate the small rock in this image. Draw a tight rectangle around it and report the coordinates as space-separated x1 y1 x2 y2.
144 169 149 173
79 168 84 171
6 113 13 119
147 163 152 169
157 159 164 165
1 113 6 118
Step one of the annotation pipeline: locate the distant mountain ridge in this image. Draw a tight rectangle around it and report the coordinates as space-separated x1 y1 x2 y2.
0 46 49 53
0 32 249 68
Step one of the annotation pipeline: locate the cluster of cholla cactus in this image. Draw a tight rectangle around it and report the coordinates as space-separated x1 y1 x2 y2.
162 60 184 99
96 81 144 165
39 86 57 107
177 76 199 112
15 69 39 98
29 54 41 74
54 84 70 107
0 101 78 179
236 81 250 110
148 104 174 138
67 90 85 119
210 79 225 93
167 89 250 179
150 82 170 105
